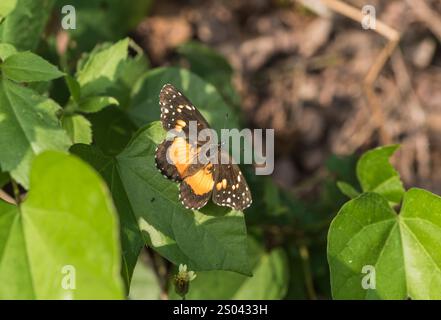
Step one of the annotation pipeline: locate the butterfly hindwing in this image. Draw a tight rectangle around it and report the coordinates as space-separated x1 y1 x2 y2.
212 150 252 211
180 163 217 209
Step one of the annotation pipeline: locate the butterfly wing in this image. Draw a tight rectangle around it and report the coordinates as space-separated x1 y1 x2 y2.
212 150 252 211
156 84 216 209
179 163 218 209
155 84 210 181
159 83 210 133
155 138 200 181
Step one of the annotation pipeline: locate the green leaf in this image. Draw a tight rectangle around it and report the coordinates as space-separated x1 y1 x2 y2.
78 96 119 113
2 51 65 82
111 51 149 109
0 78 71 187
72 122 251 280
0 0 55 51
76 38 129 97
178 41 240 107
328 188 441 299
0 0 17 18
130 67 239 131
0 151 124 299
56 0 152 53
0 167 9 188
356 145 404 204
336 181 360 199
0 43 17 60
86 105 138 155
61 114 92 144
65 75 81 103
169 239 289 299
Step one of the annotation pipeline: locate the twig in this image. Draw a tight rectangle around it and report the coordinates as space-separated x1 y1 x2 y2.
405 0 441 41
314 0 401 145
299 244 317 300
145 247 169 300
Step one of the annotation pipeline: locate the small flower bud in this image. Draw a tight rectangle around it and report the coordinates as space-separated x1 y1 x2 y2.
174 264 197 299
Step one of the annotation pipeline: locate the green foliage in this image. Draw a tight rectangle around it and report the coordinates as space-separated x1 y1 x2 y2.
0 77 70 187
178 41 240 107
2 51 65 82
130 67 239 130
0 43 17 60
0 152 124 299
0 0 55 50
1 0 439 300
72 122 251 286
76 38 129 98
328 145 441 299
356 145 405 204
0 0 17 18
328 189 441 299
56 0 152 53
169 238 289 300
61 114 92 144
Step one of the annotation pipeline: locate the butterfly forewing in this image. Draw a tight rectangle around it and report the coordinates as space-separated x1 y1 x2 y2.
159 84 210 133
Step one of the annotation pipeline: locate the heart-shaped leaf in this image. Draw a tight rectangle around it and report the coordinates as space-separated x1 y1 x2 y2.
328 188 441 299
72 122 251 285
0 151 124 299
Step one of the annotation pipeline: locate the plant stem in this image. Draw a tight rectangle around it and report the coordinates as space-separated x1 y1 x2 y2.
299 244 317 300
11 179 21 205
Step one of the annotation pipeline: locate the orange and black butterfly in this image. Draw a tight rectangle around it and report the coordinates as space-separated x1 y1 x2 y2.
155 84 252 211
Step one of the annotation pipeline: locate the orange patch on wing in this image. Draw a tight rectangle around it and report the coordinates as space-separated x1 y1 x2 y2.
184 165 215 195
167 137 197 175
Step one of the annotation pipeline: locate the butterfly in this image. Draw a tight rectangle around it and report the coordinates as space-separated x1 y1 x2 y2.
155 84 252 211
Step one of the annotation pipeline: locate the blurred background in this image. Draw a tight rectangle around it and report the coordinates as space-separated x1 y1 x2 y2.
45 0 440 299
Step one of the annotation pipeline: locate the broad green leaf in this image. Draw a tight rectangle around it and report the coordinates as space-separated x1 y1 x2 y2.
76 38 129 97
62 114 92 144
78 96 119 113
75 40 148 109
0 0 17 18
0 43 17 60
72 122 251 280
112 51 149 108
0 78 71 187
328 188 441 299
2 51 64 82
56 0 152 53
128 255 161 300
130 67 239 131
0 151 124 299
178 41 240 107
169 239 288 300
337 181 360 199
86 105 138 155
356 145 404 204
0 0 55 51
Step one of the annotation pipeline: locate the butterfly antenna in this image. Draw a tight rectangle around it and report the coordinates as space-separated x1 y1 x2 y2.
220 113 229 146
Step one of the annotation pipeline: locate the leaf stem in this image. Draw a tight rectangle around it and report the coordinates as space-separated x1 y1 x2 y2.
299 244 317 300
11 179 21 205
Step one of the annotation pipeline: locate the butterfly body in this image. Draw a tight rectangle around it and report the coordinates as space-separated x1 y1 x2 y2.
155 84 252 211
